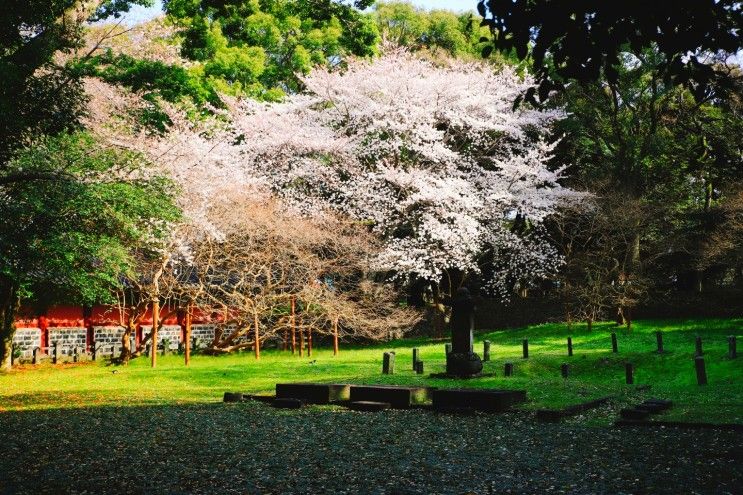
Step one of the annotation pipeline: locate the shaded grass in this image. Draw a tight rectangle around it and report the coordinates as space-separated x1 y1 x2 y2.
1 318 741 423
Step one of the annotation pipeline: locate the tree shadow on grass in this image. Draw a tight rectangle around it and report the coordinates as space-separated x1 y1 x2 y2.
1 401 742 495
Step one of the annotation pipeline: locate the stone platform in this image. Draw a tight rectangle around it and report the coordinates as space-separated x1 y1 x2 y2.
432 388 526 413
275 383 351 404
349 385 432 409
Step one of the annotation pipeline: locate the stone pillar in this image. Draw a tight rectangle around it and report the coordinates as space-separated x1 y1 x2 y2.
561 363 569 379
32 347 40 365
412 348 420 370
611 333 618 353
504 362 513 377
52 342 60 364
729 335 737 359
567 337 573 357
522 339 529 359
695 356 707 385
656 331 664 354
625 362 634 385
483 340 491 362
415 360 424 375
695 336 703 357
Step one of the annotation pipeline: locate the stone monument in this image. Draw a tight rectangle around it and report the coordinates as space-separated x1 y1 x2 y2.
445 287 483 377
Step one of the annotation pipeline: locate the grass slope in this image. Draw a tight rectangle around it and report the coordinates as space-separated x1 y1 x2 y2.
1 318 742 423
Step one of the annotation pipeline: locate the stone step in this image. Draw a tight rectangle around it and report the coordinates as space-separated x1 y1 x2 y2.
432 388 527 413
620 408 650 421
347 401 391 412
273 398 304 409
223 392 243 403
275 383 351 404
643 398 673 411
349 385 432 409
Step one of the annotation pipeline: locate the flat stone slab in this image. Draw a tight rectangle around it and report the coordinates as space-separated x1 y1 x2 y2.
223 392 243 403
620 408 650 421
349 385 432 409
273 398 304 409
429 372 497 379
347 401 391 412
275 383 350 404
432 389 527 413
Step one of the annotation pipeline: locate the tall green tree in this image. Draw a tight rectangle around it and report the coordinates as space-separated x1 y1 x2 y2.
164 0 379 98
0 0 152 168
0 133 179 370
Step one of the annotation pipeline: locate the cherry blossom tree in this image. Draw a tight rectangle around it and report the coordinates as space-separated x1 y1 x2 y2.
229 49 582 309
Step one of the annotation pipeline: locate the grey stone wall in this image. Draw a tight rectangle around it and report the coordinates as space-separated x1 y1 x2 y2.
140 325 183 350
93 326 126 355
49 327 87 355
12 328 41 357
191 325 216 345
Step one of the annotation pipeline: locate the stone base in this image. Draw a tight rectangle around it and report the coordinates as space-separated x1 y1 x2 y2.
445 352 483 377
347 401 391 412
276 383 351 404
429 372 496 379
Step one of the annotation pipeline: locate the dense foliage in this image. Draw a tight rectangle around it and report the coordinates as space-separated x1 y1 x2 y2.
477 0 743 104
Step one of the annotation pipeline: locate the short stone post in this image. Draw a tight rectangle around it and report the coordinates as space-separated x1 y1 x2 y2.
111 345 116 358
611 333 618 353
145 343 152 358
178 342 184 355
656 331 664 354
73 347 79 363
32 347 40 365
412 348 420 370
444 343 452 355
504 362 513 377
561 363 569 379
728 335 737 359
522 339 529 359
382 352 395 375
567 337 573 357
52 342 60 364
483 340 491 362
625 362 634 385
415 360 424 375
10 343 15 366
694 356 707 385
695 336 703 357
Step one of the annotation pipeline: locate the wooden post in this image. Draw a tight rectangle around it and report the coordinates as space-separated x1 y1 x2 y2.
567 337 573 357
382 352 391 374
184 302 192 366
483 340 491 362
522 339 529 359
695 336 703 357
253 310 260 360
151 298 159 368
611 332 618 353
656 331 664 354
694 356 707 385
32 347 40 365
415 360 424 375
504 362 513 377
561 363 569 379
729 335 737 359
625 362 634 384
333 318 339 356
307 327 313 357
290 295 296 355
412 348 419 369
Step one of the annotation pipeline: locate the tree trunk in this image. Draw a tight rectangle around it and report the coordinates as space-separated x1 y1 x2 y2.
333 318 339 356
253 310 260 360
586 316 593 332
307 327 312 357
430 283 446 338
151 299 159 368
120 318 136 365
290 296 296 355
184 302 192 366
0 281 20 371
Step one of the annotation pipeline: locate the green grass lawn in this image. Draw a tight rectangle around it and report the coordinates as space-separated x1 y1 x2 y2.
1 318 742 424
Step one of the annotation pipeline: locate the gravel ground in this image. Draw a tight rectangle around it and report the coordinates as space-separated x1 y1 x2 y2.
0 401 741 495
